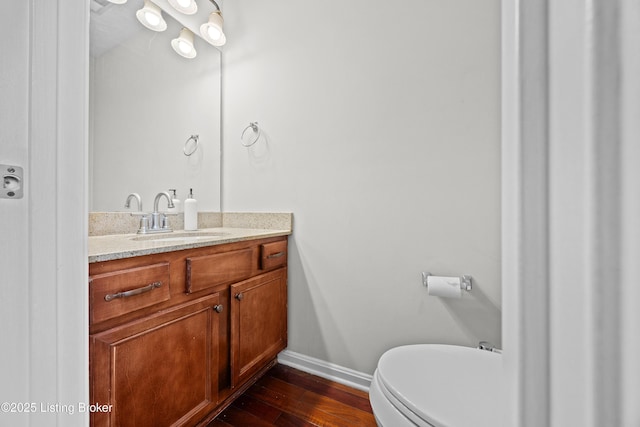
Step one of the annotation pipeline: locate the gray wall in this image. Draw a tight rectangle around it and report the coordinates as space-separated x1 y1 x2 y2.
221 0 501 374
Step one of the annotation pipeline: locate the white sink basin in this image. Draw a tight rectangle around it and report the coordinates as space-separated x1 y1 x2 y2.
131 231 228 243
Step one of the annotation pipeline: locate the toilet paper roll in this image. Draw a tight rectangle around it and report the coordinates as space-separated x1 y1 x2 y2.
427 276 462 299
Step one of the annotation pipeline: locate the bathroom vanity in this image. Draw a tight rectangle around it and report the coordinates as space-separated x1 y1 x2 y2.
88 221 290 427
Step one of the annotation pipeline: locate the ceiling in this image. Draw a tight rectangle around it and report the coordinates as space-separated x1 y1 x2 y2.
90 0 144 57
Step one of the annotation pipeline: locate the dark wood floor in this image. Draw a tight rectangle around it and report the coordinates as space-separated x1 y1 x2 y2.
208 364 377 427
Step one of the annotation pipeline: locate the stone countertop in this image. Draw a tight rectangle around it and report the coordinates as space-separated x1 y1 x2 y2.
89 227 291 263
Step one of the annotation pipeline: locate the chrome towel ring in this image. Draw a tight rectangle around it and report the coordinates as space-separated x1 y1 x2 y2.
183 134 199 156
241 122 261 147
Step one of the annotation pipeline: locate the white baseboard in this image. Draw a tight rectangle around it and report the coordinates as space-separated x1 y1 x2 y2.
277 350 373 392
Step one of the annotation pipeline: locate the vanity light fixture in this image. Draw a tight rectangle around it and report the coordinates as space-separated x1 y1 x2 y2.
200 0 226 46
109 0 226 50
168 0 198 15
136 0 168 32
171 28 197 58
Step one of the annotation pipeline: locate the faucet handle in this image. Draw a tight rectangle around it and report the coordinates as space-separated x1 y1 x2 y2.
128 213 150 234
139 215 150 233
160 214 170 230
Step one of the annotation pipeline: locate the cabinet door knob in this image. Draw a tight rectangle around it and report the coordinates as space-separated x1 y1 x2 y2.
214 304 223 313
235 293 244 301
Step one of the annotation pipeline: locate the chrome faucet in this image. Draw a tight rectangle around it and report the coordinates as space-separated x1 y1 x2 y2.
149 191 175 232
125 193 150 234
124 193 142 211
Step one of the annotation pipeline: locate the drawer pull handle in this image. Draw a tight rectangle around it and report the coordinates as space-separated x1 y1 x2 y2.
235 293 244 301
214 304 223 313
266 251 285 259
104 281 162 302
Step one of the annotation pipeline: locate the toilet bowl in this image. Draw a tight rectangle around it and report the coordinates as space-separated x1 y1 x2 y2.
369 344 503 427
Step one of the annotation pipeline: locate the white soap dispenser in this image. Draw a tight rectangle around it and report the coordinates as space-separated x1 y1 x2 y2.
168 189 182 213
183 188 198 231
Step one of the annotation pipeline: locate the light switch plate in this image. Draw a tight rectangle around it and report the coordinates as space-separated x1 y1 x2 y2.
1 164 24 199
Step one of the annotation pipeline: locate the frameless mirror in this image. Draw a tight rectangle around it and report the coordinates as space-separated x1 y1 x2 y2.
89 0 221 212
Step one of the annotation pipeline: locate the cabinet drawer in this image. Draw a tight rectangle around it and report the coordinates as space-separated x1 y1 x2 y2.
186 248 253 293
260 240 288 270
90 263 171 324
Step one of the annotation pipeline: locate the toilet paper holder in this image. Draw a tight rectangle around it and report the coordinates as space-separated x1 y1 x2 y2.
421 272 473 292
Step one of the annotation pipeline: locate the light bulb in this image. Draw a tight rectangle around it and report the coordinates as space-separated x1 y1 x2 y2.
168 0 197 15
136 0 167 32
145 11 160 26
178 40 191 54
200 12 226 46
171 28 197 59
207 26 222 41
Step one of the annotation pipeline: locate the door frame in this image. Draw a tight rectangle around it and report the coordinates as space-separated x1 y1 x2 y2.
502 0 640 425
27 0 89 425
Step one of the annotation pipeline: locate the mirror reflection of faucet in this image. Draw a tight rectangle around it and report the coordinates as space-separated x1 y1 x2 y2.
124 192 175 234
124 192 142 212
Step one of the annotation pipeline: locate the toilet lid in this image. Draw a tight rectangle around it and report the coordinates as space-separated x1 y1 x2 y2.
376 344 503 427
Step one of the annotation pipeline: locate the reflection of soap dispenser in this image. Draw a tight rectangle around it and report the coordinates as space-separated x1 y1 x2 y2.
184 188 198 231
168 189 181 213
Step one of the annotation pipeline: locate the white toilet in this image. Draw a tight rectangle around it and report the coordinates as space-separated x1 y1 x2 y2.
369 344 503 427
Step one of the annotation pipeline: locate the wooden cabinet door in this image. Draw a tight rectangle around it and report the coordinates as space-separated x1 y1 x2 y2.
230 268 287 387
90 295 222 427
